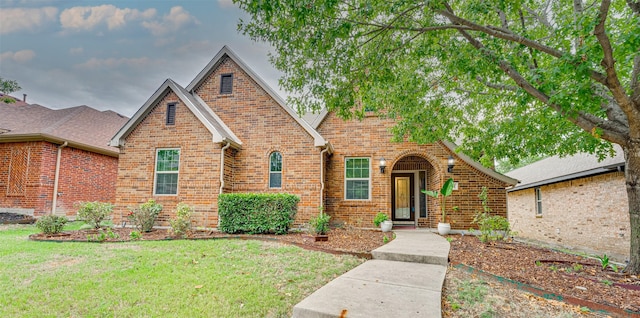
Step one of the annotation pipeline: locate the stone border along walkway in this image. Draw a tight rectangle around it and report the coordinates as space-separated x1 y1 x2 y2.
293 230 450 318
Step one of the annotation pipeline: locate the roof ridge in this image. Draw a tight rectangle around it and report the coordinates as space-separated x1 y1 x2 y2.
41 106 88 134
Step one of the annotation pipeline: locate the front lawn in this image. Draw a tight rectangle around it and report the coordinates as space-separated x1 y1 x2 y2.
0 224 365 317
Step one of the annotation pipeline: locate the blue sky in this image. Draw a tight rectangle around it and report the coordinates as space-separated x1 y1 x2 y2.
0 0 282 117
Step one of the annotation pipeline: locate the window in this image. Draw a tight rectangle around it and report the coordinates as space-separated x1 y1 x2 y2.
220 74 233 94
269 152 282 188
154 149 180 195
345 157 370 200
535 187 542 216
166 103 176 125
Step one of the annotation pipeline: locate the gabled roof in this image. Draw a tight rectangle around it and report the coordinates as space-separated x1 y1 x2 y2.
506 145 625 191
186 46 328 148
302 109 329 129
441 140 518 186
109 78 241 148
0 103 128 156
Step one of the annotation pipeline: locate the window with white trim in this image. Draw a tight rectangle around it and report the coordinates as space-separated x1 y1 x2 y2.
154 149 180 195
535 187 542 216
345 157 370 200
269 152 282 188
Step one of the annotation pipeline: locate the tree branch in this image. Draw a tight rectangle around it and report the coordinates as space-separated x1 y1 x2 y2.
631 55 640 106
475 76 519 92
628 0 640 15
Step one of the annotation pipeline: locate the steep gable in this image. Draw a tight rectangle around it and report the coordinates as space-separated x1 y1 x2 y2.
187 46 327 148
109 79 241 149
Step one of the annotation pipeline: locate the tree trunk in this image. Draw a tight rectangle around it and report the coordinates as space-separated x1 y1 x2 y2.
624 139 640 274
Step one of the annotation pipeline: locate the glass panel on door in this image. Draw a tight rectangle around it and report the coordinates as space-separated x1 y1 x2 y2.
395 177 411 219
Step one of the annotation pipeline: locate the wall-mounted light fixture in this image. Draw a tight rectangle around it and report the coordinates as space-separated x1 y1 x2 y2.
379 157 386 174
447 155 455 173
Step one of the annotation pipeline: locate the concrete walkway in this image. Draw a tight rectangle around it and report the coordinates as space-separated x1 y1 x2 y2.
292 230 450 318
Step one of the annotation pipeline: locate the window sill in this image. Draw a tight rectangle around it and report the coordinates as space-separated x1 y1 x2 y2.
535 215 543 218
216 94 234 98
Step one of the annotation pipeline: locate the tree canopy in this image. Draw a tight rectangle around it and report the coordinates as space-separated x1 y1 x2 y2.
0 76 21 104
237 0 639 166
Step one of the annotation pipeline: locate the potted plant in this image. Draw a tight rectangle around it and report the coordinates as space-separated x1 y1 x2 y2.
423 178 455 235
309 212 330 241
374 212 393 232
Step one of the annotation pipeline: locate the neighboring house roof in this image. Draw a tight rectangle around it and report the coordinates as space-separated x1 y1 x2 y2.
0 103 128 157
0 93 29 106
440 140 518 186
110 79 242 148
186 46 328 148
506 145 625 191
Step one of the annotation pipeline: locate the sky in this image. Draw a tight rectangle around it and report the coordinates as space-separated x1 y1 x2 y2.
0 0 283 117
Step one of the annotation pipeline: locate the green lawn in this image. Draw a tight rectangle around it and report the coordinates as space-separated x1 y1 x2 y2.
0 223 365 317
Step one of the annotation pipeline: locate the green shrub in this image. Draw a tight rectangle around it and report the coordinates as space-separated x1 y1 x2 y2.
218 193 299 234
472 187 512 242
36 215 68 235
170 202 193 237
76 201 114 229
309 213 331 235
128 199 162 232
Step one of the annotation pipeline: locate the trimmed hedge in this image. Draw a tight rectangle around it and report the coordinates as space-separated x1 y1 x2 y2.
218 193 299 235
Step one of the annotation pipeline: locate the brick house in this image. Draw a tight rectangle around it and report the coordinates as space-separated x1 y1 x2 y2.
110 46 516 229
506 146 629 261
0 101 129 217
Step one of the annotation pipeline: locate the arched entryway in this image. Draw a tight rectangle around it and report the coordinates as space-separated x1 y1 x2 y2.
391 154 439 227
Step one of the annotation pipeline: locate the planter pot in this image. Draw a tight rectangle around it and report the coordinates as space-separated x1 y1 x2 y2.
381 220 393 232
437 223 451 235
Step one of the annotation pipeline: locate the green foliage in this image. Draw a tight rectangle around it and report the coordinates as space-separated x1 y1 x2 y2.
472 187 512 242
596 254 610 270
76 201 114 229
423 178 455 222
218 193 299 234
0 76 21 103
373 212 388 227
601 279 613 286
35 215 68 235
309 213 331 235
383 235 389 244
129 231 142 240
128 199 162 232
170 202 193 238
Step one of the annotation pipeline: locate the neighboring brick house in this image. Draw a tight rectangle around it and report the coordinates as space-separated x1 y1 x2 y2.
110 46 517 229
0 100 128 217
506 146 629 261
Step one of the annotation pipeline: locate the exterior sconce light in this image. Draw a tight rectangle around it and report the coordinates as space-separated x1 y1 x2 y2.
379 157 386 174
447 155 455 173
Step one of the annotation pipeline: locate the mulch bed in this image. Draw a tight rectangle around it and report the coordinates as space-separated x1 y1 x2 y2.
448 234 640 315
0 212 35 224
29 226 393 257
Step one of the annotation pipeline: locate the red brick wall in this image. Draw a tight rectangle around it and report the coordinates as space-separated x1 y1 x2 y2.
317 112 510 229
0 141 118 217
193 56 323 225
115 91 222 228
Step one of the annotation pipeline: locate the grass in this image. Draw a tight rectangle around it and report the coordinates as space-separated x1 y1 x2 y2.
0 223 365 317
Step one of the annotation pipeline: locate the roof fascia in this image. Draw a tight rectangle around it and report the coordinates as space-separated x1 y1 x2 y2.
1 133 119 157
441 140 519 186
186 46 327 147
508 164 625 192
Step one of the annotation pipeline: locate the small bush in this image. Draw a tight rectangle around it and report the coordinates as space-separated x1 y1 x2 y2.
218 193 299 234
76 201 114 229
170 202 193 237
36 215 68 235
472 187 512 242
373 212 388 227
309 213 331 235
128 199 162 232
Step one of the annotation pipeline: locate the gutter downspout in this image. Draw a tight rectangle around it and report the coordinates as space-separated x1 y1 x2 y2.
219 141 231 194
319 146 329 215
51 141 68 214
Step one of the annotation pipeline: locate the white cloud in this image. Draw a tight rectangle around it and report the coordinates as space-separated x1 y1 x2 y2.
69 47 84 55
0 7 58 34
60 5 156 31
74 57 160 70
217 0 236 9
0 50 36 63
141 6 199 37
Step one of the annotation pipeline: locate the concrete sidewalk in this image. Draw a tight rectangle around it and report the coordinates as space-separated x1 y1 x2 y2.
292 230 450 318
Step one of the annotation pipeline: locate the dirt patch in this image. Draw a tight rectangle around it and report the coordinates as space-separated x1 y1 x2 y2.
448 235 640 316
29 226 392 256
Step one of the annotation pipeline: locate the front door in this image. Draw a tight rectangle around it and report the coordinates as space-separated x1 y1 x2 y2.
392 173 415 221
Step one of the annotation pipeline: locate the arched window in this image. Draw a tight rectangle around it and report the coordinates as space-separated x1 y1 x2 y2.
269 152 282 188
